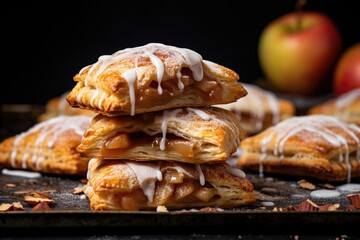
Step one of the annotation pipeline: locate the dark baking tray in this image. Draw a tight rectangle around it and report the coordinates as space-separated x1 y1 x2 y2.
1 104 360 238
1 168 359 236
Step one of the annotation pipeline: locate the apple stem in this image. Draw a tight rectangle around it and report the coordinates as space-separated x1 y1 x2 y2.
295 0 307 30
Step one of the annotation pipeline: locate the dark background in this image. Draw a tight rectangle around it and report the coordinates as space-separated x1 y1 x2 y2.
2 0 359 104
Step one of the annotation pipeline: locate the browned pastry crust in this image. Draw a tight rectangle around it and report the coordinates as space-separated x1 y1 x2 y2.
66 43 247 116
0 116 92 175
215 83 295 136
84 158 255 211
237 115 360 182
37 92 96 122
77 107 246 164
308 88 360 125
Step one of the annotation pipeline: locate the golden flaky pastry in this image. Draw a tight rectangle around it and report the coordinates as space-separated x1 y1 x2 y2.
66 43 247 116
77 107 246 164
84 158 255 211
308 88 360 125
38 91 97 122
237 115 360 182
215 83 295 135
0 116 92 175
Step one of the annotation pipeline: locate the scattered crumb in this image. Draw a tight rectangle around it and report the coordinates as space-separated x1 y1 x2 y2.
346 193 360 208
23 191 54 206
156 205 168 212
32 201 52 211
73 185 86 194
0 202 24 212
3 183 16 188
319 183 335 189
297 179 316 190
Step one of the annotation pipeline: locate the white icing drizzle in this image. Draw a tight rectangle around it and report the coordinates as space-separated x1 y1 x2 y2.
215 83 281 132
261 201 275 207
335 88 360 120
121 69 137 116
86 158 97 180
186 107 226 126
155 108 183 150
126 162 162 202
336 183 360 193
195 164 205 186
79 43 204 114
9 116 92 170
1 168 41 178
310 189 340 198
125 162 208 202
258 115 360 182
90 89 99 108
176 71 184 90
226 166 246 178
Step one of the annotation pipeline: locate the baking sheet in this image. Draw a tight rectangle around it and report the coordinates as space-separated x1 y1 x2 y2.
1 166 359 233
1 104 359 236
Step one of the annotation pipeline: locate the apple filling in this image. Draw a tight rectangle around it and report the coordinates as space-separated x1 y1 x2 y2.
113 170 218 210
135 67 223 106
104 132 194 158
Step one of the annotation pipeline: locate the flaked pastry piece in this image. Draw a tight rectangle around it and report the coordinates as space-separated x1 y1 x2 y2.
237 115 360 182
0 116 92 175
77 107 246 164
38 91 96 122
215 83 295 135
84 158 255 211
66 43 247 116
308 88 360 125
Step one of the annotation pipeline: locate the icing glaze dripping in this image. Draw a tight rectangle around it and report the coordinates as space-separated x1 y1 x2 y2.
335 88 360 120
258 115 360 182
310 189 341 198
155 108 183 150
125 162 207 202
79 43 205 114
195 164 205 186
1 168 41 178
215 83 281 132
126 162 161 202
121 69 137 116
226 166 246 178
336 183 360 193
9 116 92 171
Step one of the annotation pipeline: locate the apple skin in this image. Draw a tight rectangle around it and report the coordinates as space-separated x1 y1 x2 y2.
259 11 342 95
333 43 360 97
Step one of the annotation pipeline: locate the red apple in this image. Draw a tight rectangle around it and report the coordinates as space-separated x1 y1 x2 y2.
258 11 342 95
333 43 360 96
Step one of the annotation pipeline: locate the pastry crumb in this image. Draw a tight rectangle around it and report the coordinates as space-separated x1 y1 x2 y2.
156 205 168 212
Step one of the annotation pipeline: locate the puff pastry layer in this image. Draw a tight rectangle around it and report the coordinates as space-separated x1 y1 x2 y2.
66 43 247 116
308 88 360 125
77 107 246 164
38 91 96 122
237 115 360 182
84 158 255 211
0 115 92 175
215 83 295 135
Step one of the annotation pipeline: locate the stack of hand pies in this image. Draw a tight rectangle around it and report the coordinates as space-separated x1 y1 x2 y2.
66 43 256 211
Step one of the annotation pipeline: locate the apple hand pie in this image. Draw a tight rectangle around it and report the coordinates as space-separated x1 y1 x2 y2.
66 43 247 116
77 106 246 164
237 115 360 182
84 158 255 211
0 115 92 175
38 91 96 122
308 88 360 125
215 83 295 135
